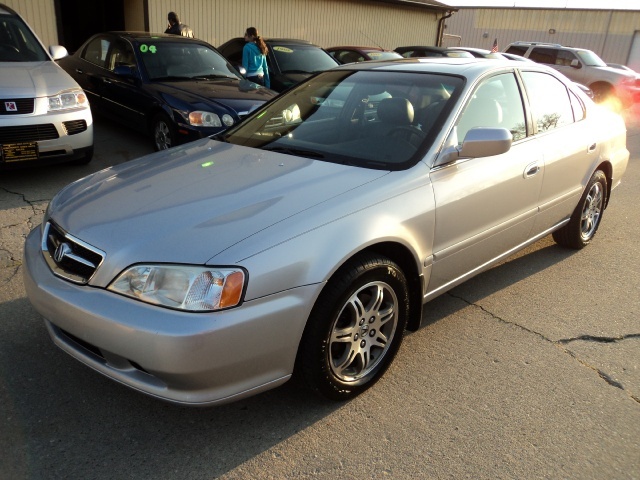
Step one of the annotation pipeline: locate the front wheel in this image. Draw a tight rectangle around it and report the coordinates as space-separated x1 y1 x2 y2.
152 113 176 151
552 170 607 249
295 253 409 401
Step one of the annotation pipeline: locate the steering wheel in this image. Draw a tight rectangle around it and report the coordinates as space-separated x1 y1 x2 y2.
386 125 426 148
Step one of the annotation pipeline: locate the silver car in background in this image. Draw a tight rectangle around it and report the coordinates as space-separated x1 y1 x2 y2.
23 58 629 406
0 3 93 168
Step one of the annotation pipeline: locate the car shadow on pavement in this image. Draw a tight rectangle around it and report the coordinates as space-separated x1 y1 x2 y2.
417 236 575 329
0 294 340 480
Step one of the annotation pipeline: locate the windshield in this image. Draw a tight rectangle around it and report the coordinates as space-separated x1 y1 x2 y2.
576 49 607 67
0 13 48 62
271 44 339 73
221 69 463 170
140 42 241 80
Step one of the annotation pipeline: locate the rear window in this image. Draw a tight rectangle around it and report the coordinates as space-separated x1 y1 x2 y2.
271 44 339 74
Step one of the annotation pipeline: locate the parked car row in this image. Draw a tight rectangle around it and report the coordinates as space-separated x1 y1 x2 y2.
5 1 638 172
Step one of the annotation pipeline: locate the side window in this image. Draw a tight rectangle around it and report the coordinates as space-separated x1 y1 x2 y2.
505 45 528 56
81 36 110 68
555 50 577 67
336 50 362 64
529 47 557 65
569 91 586 121
108 40 135 71
521 71 574 132
456 73 526 143
220 41 243 65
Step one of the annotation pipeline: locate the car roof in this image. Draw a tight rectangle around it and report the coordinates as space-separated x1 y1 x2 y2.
395 45 452 52
330 56 540 77
327 46 390 52
223 37 317 46
101 31 209 43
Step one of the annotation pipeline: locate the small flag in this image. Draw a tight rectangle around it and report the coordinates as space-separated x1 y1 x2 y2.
491 38 499 53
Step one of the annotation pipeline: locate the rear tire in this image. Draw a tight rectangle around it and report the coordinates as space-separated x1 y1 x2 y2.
552 170 607 249
295 253 409 401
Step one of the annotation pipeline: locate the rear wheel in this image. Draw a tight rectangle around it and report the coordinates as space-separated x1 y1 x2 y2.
295 253 409 401
552 170 607 249
590 83 620 110
152 113 176 151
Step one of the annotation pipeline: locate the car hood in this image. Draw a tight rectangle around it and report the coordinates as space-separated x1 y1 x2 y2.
154 77 275 112
0 61 79 97
596 66 637 80
49 138 388 280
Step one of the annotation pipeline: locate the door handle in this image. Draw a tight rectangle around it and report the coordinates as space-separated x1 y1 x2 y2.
588 143 596 153
524 163 540 178
75 68 84 74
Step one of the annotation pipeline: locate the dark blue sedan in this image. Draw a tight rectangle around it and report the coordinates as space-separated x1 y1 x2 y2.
59 32 276 150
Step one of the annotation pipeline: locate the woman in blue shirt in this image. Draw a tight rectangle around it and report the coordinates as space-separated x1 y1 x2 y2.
242 27 270 88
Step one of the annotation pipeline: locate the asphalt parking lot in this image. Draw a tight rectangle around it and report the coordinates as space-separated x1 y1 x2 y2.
1 110 639 480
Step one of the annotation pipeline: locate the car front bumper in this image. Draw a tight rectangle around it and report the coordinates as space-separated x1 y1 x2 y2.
0 106 93 169
23 225 319 406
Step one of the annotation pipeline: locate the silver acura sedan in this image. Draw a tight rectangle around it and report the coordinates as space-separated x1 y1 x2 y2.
23 58 629 406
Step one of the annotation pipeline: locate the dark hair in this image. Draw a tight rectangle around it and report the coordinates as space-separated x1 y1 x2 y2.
168 11 179 23
246 27 268 56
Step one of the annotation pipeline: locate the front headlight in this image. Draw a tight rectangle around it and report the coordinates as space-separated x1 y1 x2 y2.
189 111 235 128
48 88 89 112
108 264 246 312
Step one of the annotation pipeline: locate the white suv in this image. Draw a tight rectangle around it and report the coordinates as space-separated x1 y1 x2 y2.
0 3 93 169
505 41 640 106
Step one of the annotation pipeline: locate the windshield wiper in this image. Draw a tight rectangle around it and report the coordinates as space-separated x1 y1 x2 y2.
191 74 237 80
263 146 325 159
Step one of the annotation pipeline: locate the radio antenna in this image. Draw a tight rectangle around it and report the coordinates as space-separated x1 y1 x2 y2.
359 30 383 49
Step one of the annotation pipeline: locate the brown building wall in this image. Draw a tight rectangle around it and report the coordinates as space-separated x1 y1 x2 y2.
444 7 640 66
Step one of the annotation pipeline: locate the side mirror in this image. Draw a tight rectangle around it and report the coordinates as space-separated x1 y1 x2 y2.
49 45 68 61
236 65 247 76
113 65 136 77
570 59 582 69
435 127 512 166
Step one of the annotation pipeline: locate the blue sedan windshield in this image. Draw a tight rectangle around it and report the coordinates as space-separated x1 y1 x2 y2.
140 42 241 80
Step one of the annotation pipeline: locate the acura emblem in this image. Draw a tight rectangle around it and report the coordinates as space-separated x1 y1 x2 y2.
54 242 72 263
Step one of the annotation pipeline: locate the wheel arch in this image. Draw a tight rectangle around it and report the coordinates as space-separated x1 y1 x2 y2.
595 160 613 208
322 241 425 332
146 104 174 133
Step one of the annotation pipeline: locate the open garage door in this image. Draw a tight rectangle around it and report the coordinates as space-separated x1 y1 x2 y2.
628 30 640 72
55 0 125 53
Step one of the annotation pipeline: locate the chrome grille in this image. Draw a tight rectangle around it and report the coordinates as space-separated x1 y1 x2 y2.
0 98 34 115
41 221 105 284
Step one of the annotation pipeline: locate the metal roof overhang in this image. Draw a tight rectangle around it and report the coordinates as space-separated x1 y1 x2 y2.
369 0 457 12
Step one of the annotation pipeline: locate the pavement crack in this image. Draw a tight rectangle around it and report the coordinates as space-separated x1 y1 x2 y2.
557 334 640 344
447 292 640 405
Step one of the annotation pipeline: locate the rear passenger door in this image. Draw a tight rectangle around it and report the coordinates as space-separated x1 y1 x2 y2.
520 70 595 234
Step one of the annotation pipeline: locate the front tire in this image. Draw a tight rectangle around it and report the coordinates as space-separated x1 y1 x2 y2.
552 170 607 249
152 113 176 151
295 253 409 401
